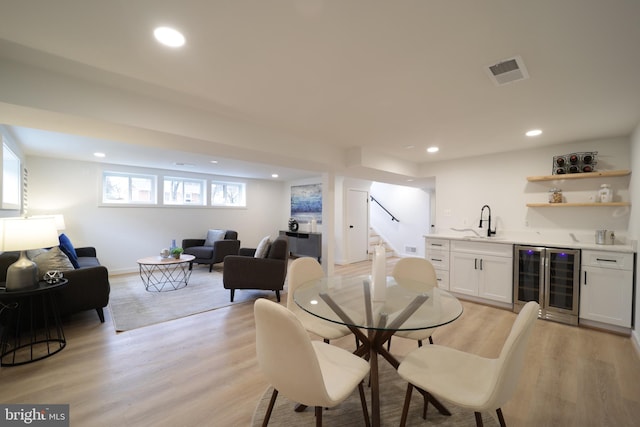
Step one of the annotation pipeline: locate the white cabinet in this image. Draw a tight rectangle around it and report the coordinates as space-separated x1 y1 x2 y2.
580 250 633 328
450 241 513 304
425 238 450 290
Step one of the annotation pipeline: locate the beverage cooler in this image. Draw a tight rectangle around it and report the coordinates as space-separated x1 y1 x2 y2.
513 245 581 325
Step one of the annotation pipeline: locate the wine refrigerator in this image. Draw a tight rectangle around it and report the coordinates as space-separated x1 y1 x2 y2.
513 245 581 325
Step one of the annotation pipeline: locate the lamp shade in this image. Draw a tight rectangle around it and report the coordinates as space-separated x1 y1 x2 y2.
29 214 66 231
0 217 60 251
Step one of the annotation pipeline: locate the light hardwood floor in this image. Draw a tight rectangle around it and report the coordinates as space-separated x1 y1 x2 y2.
1 258 639 426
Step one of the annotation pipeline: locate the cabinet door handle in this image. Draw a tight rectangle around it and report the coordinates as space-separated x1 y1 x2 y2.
431 243 443 247
596 258 617 263
431 258 442 262
479 258 483 270
474 258 478 270
584 271 587 285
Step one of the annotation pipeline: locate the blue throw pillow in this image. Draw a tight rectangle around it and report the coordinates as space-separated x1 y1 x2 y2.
58 233 80 268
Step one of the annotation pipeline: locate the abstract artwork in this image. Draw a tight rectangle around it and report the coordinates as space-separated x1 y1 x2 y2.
291 183 322 223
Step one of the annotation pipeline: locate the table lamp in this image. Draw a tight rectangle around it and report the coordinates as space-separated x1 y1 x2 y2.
0 217 60 291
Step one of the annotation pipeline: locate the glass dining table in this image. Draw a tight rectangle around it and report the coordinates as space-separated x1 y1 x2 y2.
294 275 463 427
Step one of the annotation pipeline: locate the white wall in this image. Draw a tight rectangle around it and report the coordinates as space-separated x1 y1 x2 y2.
370 182 431 258
27 156 288 274
424 136 631 243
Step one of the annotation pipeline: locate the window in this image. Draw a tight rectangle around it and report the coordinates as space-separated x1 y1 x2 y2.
163 176 206 205
2 142 21 209
211 181 246 207
102 171 156 204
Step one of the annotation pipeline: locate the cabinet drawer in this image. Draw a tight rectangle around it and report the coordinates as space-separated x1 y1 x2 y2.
435 269 449 290
425 238 450 251
582 250 633 270
426 251 449 270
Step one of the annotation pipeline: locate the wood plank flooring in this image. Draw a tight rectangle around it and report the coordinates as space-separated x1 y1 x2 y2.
1 258 639 426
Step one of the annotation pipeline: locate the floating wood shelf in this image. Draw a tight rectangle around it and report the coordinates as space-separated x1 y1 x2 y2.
526 170 631 182
526 202 631 208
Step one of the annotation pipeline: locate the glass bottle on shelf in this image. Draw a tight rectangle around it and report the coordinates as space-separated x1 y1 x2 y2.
598 184 612 203
548 188 562 203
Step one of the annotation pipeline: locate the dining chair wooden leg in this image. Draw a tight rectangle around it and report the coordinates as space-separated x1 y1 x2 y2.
357 381 371 427
429 336 434 344
315 406 322 427
323 338 330 344
399 383 413 427
262 389 278 427
418 339 423 347
474 411 484 427
496 408 507 427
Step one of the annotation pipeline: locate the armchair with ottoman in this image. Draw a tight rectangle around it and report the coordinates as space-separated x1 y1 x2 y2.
182 229 240 272
0 244 111 323
222 235 289 302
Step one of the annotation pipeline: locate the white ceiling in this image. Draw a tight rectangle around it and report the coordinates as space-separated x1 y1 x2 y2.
1 0 639 185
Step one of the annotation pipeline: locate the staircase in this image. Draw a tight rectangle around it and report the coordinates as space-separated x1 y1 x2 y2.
369 228 395 259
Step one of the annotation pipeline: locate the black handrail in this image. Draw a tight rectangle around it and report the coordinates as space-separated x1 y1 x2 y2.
370 196 400 222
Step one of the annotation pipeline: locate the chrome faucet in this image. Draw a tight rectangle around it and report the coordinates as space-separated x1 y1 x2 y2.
479 205 496 237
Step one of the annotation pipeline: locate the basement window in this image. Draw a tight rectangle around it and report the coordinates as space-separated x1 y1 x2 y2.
211 181 246 207
102 171 157 205
163 176 206 205
2 142 21 210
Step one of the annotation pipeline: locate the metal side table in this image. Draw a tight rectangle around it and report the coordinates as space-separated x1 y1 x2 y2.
0 279 68 366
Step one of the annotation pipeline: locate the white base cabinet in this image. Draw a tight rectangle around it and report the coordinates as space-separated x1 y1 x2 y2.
425 238 450 290
580 250 633 328
450 241 513 304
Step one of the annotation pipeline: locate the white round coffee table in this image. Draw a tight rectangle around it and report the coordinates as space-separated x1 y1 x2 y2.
136 254 196 292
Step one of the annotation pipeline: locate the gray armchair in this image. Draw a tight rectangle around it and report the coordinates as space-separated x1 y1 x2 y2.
222 236 289 302
182 230 240 272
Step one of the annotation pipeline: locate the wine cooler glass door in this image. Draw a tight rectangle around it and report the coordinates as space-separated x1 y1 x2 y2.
545 248 580 316
514 246 545 308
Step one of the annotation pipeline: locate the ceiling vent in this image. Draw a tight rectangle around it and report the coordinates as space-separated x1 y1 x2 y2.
486 56 529 86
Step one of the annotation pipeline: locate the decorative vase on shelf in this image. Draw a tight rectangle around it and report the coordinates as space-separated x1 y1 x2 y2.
288 218 299 232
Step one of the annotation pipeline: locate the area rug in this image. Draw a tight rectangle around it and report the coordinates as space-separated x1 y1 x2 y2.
108 266 278 331
251 361 500 427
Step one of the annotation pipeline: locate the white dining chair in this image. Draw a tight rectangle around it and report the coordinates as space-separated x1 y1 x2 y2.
397 300 540 427
254 299 371 427
388 257 439 350
287 257 355 343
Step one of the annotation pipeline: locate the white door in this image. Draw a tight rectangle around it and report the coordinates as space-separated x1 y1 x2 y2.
347 189 369 263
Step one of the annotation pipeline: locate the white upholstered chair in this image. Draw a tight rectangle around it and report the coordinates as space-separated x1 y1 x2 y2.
286 257 354 343
388 257 439 349
254 299 371 427
397 301 540 427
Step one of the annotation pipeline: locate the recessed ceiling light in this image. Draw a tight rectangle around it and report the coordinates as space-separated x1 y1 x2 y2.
271 174 279 178
210 160 218 164
526 129 543 137
426 146 439 153
154 27 185 48
93 152 106 158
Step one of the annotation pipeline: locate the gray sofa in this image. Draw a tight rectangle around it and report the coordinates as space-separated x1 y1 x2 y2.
0 247 110 322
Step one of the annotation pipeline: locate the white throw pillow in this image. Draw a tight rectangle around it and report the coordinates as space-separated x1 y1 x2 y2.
29 246 75 277
204 229 226 246
254 236 271 258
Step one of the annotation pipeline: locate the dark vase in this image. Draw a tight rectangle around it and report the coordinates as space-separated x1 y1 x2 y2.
288 218 299 232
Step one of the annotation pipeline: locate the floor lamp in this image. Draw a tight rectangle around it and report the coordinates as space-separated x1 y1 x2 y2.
0 217 60 292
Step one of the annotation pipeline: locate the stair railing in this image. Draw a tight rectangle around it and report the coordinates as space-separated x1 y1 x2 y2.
370 195 400 222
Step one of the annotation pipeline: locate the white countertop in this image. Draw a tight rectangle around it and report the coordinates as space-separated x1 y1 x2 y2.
424 232 636 253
